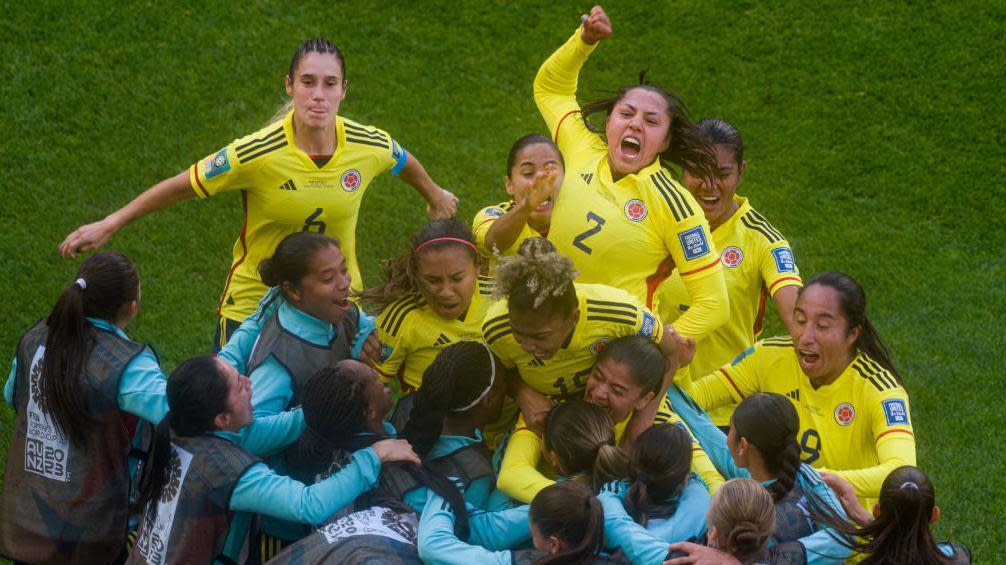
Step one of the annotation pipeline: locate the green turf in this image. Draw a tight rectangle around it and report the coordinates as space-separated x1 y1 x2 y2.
2 0 1002 559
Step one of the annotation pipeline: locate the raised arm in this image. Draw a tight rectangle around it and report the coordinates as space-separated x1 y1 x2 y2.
60 170 193 258
399 149 458 219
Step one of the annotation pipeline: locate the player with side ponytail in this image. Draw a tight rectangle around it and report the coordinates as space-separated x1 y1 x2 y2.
0 251 168 564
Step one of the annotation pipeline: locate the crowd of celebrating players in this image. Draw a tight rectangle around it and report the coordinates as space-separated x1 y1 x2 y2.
1 6 970 565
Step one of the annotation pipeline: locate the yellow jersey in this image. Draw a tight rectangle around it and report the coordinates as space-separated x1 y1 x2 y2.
686 336 916 509
497 396 724 503
657 197 802 425
471 200 545 273
483 283 663 399
374 277 496 392
534 30 728 341
190 111 407 322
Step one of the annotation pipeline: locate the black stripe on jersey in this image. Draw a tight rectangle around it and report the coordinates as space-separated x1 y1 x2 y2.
852 361 887 392
482 314 510 337
235 126 284 153
585 315 637 325
761 337 793 347
345 136 390 149
380 296 421 335
585 299 637 312
485 327 512 345
389 303 421 337
653 414 671 424
740 212 783 244
655 171 695 218
862 356 899 390
651 171 684 222
586 307 638 319
748 209 784 241
344 122 388 139
238 139 288 163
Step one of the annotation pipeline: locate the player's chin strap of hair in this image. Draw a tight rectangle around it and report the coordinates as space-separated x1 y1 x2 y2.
452 342 495 413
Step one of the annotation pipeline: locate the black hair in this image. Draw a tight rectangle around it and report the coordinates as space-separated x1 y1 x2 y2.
506 133 564 177
359 218 480 314
831 466 954 565
695 118 744 167
625 424 693 526
289 37 346 79
731 393 802 503
135 356 230 512
494 238 578 319
580 79 718 180
530 481 605 565
38 251 139 446
803 272 903 385
596 335 666 397
257 231 342 318
543 400 627 491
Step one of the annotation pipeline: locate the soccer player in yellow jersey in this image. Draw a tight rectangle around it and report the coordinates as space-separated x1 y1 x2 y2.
683 272 916 511
472 134 564 273
497 336 724 503
657 119 802 427
533 7 728 342
359 220 500 424
59 38 458 349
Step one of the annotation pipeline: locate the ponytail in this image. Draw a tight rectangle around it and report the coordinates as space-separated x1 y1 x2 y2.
732 393 801 502
543 401 627 490
625 424 692 526
40 251 139 446
709 478 776 560
134 417 172 512
531 481 605 565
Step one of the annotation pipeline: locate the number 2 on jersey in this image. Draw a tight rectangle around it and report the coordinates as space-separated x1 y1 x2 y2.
302 207 327 234
572 212 605 254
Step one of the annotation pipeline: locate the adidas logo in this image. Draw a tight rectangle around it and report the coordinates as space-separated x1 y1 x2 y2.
434 333 451 347
786 389 800 401
279 179 297 191
580 173 594 184
529 358 545 367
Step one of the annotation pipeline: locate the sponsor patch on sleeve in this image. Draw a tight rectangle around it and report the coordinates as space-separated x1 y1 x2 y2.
638 312 656 338
379 342 394 362
772 247 797 273
204 148 231 180
678 226 711 261
483 207 504 218
882 398 909 426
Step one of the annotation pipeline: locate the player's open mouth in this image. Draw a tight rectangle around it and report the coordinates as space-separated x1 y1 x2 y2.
697 195 720 207
619 136 641 159
334 298 350 310
534 198 553 213
797 349 819 366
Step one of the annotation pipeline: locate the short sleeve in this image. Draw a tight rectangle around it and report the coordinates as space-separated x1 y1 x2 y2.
374 312 409 383
759 239 803 296
189 142 256 198
868 385 914 444
472 204 508 255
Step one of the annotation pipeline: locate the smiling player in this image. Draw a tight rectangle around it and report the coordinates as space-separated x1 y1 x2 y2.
534 6 728 345
60 38 458 350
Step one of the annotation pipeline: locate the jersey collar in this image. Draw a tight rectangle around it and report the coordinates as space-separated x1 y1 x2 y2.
598 156 665 187
284 110 348 170
714 195 751 234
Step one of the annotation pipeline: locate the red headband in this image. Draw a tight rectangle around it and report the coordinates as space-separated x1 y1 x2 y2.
414 237 478 254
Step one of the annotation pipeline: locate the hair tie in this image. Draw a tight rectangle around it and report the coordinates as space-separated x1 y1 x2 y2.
900 481 920 491
414 237 477 255
452 342 496 412
74 277 87 290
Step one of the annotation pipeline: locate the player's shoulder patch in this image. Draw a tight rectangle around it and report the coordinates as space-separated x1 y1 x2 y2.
740 209 784 244
771 247 797 274
343 118 391 149
881 398 910 426
650 170 696 222
638 311 656 338
378 295 423 337
203 147 231 179
678 226 711 261
234 123 287 164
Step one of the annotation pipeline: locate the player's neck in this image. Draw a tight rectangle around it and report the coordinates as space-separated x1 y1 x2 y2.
708 200 740 231
292 118 337 156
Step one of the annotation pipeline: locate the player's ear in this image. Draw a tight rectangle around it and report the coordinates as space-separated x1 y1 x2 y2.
739 160 747 177
282 280 301 303
285 75 294 96
930 505 941 524
504 175 515 195
633 391 655 412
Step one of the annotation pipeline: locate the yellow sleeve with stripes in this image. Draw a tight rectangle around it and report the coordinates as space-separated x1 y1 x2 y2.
533 29 600 156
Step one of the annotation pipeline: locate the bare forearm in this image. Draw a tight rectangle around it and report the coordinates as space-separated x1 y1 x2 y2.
483 204 532 254
107 170 194 230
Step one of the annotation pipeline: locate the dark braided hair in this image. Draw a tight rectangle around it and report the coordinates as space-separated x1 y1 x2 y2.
38 250 140 446
358 219 480 314
731 393 801 503
802 272 903 385
625 424 693 526
294 363 376 477
396 342 500 540
580 79 719 181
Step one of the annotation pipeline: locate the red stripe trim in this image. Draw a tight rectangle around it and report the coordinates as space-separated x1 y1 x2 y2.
553 109 581 146
753 284 769 337
768 276 802 294
680 256 722 277
645 256 675 309
877 428 914 441
192 164 210 197
720 368 745 399
216 190 249 315
691 447 704 452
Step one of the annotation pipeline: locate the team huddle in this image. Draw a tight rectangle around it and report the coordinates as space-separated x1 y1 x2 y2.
1 6 971 565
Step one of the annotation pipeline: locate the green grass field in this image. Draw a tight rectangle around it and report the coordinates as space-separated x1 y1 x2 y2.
2 0 1002 560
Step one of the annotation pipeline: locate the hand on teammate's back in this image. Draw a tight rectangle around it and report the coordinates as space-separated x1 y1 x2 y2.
372 438 421 465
